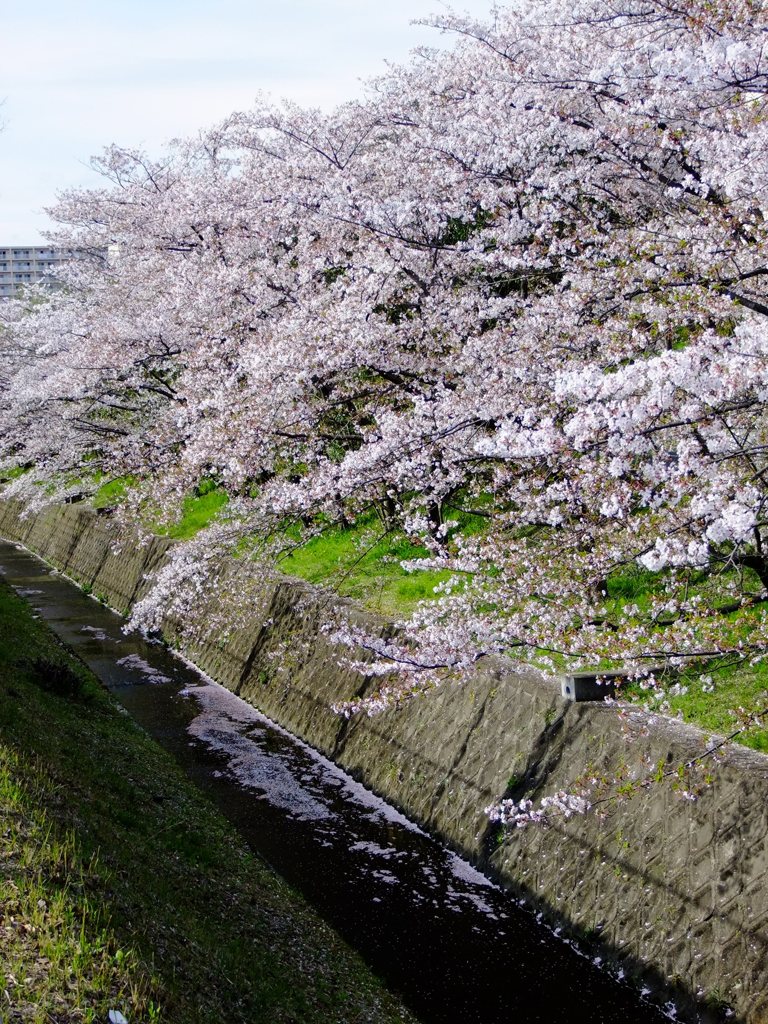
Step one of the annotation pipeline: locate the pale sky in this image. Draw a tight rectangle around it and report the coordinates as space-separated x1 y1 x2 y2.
0 1 494 244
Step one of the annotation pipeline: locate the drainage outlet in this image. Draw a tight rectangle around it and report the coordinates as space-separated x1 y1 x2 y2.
561 673 619 702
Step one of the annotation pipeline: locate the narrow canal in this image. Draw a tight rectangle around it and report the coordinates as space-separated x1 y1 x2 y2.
0 541 669 1024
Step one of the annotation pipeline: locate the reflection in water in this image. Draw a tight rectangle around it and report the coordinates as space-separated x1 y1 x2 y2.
0 542 670 1024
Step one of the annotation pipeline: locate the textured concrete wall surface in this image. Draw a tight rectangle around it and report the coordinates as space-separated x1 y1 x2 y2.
2 499 767 1023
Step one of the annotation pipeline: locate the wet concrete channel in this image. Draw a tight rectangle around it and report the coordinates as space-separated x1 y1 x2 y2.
0 541 669 1024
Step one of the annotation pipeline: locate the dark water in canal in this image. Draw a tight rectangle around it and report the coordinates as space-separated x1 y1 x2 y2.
0 541 670 1024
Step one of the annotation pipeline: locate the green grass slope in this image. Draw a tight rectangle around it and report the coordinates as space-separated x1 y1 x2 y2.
84 478 768 753
0 579 415 1024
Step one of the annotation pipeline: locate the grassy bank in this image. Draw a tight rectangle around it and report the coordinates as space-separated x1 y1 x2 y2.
277 513 448 616
0 579 416 1024
87 478 768 752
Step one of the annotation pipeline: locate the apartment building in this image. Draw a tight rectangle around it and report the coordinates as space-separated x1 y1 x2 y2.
0 246 83 298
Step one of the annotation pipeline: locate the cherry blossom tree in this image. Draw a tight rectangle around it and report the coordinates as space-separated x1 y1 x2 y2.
2 0 768 760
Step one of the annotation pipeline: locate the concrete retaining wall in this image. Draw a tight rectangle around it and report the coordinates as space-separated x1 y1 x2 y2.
2 499 767 1023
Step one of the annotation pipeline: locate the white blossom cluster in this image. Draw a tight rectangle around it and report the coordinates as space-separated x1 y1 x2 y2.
486 791 592 828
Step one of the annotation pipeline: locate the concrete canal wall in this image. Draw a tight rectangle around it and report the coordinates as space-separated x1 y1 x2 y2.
2 499 767 1023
